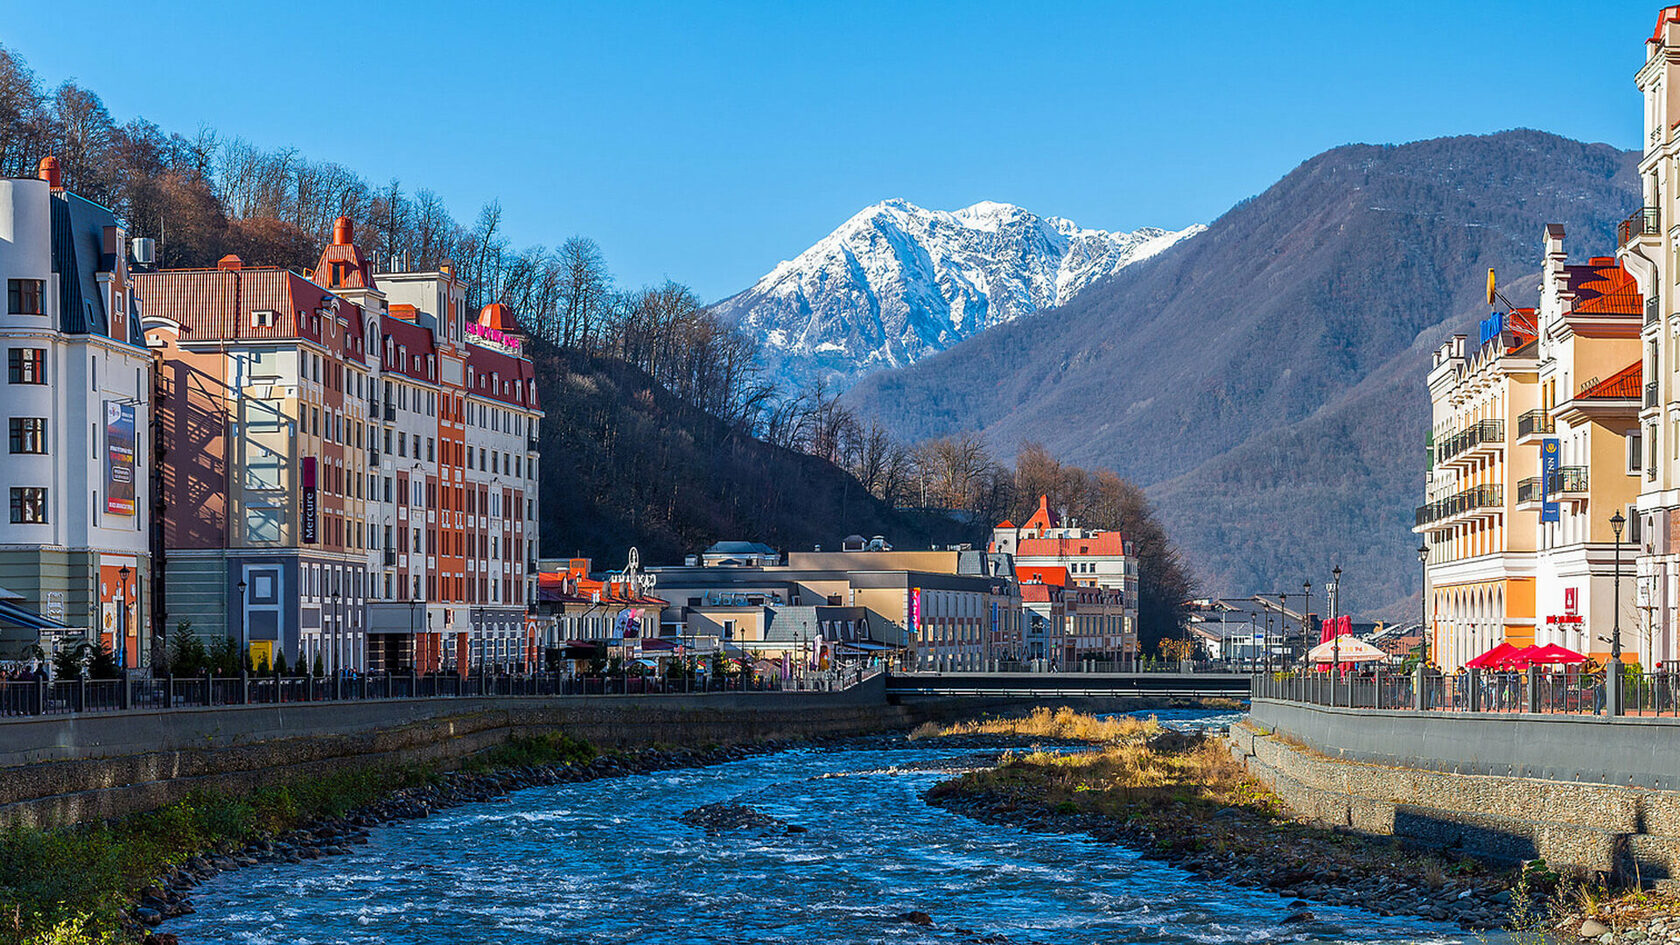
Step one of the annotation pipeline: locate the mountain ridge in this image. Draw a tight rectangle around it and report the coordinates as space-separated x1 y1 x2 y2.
843 129 1641 615
713 198 1201 388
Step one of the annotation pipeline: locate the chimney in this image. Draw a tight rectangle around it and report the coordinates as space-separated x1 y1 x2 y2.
333 216 354 246
217 254 244 271
37 155 61 190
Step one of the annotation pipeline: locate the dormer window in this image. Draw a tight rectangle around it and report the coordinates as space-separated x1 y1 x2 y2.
251 310 278 329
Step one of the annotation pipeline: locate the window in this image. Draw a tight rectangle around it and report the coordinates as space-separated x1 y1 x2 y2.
251 309 277 329
8 418 46 454
8 279 43 315
9 487 46 523
7 348 45 384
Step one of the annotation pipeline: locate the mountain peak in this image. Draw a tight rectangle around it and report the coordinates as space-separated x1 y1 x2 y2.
715 200 1202 388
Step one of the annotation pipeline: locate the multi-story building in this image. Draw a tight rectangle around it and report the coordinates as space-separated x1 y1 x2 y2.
1626 7 1680 668
989 496 1139 663
141 217 543 672
1418 225 1647 669
1527 230 1645 662
1415 308 1541 669
0 157 152 666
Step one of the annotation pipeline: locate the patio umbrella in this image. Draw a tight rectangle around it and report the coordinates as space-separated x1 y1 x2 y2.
1306 635 1386 663
1492 645 1537 669
1464 641 1519 669
1522 643 1587 665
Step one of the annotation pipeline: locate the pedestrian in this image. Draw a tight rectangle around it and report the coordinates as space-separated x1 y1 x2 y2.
1587 661 1607 716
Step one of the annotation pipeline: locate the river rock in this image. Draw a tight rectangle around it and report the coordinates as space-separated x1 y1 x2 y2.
679 803 786 835
896 911 935 926
1581 920 1610 939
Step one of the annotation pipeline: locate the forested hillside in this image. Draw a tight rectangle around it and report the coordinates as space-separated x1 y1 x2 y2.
846 131 1643 614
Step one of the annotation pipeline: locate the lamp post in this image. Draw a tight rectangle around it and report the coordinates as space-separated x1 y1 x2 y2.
1417 543 1430 668
330 588 342 677
1330 567 1343 676
236 579 248 659
1301 581 1312 671
116 565 130 671
1610 510 1626 716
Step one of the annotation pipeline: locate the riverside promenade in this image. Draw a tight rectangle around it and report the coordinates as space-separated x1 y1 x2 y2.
1241 675 1680 885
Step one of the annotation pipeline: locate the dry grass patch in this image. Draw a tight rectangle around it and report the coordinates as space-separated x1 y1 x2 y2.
910 707 1159 745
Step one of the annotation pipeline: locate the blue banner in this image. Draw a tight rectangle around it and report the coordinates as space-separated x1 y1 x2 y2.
1540 438 1560 523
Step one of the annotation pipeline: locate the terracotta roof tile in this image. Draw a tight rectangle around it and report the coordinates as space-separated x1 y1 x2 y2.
1566 260 1643 316
1579 360 1642 400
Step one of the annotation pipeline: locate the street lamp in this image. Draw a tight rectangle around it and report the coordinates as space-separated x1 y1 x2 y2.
330 588 342 677
1301 580 1312 671
236 579 248 657
1611 510 1625 665
117 566 130 671
1417 543 1430 668
1330 567 1343 674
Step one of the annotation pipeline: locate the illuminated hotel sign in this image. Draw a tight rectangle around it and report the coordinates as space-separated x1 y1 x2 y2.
1478 311 1505 347
466 321 522 354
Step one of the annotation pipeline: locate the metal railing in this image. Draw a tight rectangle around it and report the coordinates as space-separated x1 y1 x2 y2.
1648 381 1662 409
383 403 396 422
0 666 883 719
527 436 540 451
1547 466 1588 495
383 548 398 566
1516 476 1542 504
1255 669 1680 718
1435 420 1504 464
1415 483 1503 527
1650 296 1662 327
1620 207 1661 247
1516 409 1552 439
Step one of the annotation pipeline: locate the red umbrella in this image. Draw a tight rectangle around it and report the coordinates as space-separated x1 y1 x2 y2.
1464 641 1519 669
1524 643 1587 665
1496 645 1539 669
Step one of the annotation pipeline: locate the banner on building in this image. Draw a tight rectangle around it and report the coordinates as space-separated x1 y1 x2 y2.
911 588 922 634
105 401 136 516
301 457 318 544
1540 438 1560 523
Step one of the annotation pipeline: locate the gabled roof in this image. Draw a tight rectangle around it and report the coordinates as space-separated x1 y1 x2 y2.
1022 495 1060 532
1566 258 1642 316
1579 360 1642 400
313 217 375 291
1016 565 1069 587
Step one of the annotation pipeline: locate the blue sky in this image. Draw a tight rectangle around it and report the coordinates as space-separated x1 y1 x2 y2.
2 1 1657 301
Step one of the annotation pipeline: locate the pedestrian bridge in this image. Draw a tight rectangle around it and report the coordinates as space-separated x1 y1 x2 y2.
884 672 1252 701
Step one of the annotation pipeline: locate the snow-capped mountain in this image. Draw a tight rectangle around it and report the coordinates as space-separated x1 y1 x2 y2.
712 198 1203 387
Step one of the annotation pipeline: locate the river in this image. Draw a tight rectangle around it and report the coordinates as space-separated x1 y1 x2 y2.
164 712 1477 945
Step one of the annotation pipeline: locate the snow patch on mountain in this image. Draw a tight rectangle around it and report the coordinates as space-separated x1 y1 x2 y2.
713 198 1202 386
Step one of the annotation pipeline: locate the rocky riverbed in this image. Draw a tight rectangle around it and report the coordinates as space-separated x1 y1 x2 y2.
922 731 1522 932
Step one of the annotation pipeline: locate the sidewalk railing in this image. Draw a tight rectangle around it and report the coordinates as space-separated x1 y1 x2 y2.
0 666 880 719
1254 669 1680 718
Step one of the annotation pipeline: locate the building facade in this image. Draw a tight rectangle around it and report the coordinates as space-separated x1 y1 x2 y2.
0 158 152 666
140 217 543 672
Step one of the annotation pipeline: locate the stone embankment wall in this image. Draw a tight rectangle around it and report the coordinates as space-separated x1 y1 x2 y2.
1236 700 1680 884
0 677 931 829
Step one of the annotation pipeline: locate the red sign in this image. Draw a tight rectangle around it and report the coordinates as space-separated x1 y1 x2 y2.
1564 587 1578 615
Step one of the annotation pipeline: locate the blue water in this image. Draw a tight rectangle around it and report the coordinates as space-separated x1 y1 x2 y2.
165 720 1471 945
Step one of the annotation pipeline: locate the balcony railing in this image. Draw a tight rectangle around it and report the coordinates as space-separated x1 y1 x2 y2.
1620 207 1661 247
1436 419 1504 464
527 436 540 452
1516 476 1543 504
1516 409 1552 439
368 449 381 467
1548 466 1589 495
1414 483 1503 526
1649 381 1662 409
1650 296 1662 327
383 403 396 422
383 548 397 566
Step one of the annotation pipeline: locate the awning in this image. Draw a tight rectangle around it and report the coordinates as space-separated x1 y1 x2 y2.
0 599 73 631
836 641 895 652
1306 634 1386 663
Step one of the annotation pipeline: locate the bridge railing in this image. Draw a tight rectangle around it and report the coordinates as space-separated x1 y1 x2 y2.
0 666 876 720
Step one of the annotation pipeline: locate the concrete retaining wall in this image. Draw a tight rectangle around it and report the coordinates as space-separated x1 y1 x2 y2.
1236 702 1680 884
0 677 922 829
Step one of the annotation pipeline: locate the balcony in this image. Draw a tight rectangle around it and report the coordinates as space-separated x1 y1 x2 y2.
1620 207 1661 248
1515 410 1552 443
1436 419 1504 466
1414 483 1503 528
1515 476 1543 507
383 403 396 422
368 448 381 467
383 548 397 567
527 436 540 452
1648 381 1662 410
1548 466 1589 497
1650 296 1662 327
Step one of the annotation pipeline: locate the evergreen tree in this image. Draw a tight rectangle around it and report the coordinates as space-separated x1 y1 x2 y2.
273 650 290 676
88 643 120 680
